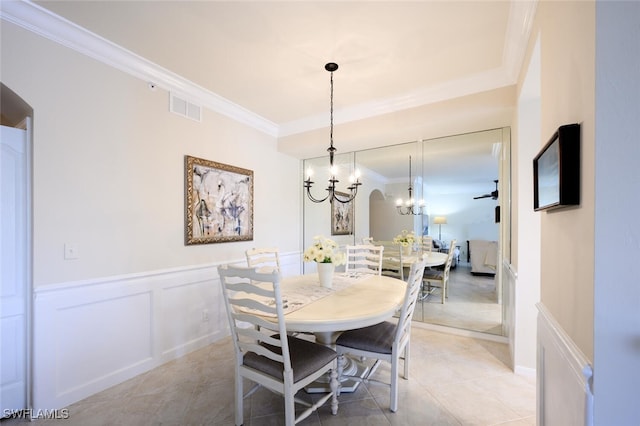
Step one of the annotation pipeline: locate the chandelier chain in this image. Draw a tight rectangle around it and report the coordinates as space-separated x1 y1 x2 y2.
397 154 425 215
304 62 361 204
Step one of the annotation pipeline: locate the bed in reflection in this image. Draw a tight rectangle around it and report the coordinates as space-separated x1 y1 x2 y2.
467 240 498 276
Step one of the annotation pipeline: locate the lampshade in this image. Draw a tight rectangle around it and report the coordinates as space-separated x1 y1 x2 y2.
433 216 447 225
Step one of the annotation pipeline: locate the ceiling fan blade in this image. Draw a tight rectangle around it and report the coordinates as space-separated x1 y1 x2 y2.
473 194 491 199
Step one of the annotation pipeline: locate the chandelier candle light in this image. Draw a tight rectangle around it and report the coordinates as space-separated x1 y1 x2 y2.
396 155 425 215
304 63 361 204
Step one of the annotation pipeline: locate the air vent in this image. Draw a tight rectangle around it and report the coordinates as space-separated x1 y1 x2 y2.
170 93 201 122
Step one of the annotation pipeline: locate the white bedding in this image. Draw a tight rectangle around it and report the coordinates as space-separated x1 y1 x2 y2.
469 240 498 275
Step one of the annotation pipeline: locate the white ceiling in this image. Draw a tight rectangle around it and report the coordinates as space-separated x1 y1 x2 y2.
31 1 532 130
13 1 535 189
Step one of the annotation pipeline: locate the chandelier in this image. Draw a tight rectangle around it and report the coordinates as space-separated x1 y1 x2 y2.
304 62 361 204
396 155 425 215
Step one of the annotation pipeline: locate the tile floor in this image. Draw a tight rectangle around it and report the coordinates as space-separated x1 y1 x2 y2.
416 265 503 335
3 327 536 425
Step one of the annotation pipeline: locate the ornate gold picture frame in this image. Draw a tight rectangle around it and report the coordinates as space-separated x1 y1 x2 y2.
185 155 253 245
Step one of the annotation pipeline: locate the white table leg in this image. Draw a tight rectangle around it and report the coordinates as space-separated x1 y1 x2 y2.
304 331 369 394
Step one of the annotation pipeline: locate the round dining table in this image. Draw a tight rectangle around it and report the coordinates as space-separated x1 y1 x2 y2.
280 273 405 340
278 273 406 392
402 250 448 267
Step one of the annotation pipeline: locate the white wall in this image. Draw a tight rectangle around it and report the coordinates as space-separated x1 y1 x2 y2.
512 34 541 372
1 23 301 286
535 0 595 363
593 2 640 423
1 20 302 410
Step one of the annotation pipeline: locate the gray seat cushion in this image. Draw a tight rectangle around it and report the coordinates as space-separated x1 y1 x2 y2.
423 269 443 280
335 321 396 355
243 336 337 382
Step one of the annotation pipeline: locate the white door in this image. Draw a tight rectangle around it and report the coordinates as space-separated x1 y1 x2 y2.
1 124 28 415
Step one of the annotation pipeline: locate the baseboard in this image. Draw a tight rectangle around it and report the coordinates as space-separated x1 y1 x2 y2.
411 321 508 344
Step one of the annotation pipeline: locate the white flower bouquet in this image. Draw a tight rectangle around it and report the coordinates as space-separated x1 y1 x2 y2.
303 235 345 265
393 230 416 247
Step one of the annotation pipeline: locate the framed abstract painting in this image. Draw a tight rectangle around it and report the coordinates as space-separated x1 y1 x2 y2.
331 192 354 235
185 155 253 244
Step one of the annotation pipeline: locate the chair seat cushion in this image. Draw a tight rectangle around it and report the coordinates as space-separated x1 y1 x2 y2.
423 269 443 280
335 321 396 355
243 336 337 382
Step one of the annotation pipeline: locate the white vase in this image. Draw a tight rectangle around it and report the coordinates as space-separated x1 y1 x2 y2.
317 262 335 289
402 245 412 256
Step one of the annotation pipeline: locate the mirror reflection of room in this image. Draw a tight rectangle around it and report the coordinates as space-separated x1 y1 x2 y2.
303 127 509 336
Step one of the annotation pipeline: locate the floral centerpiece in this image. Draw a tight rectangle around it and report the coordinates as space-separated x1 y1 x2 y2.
303 236 345 288
393 230 416 255
303 235 345 265
393 230 416 247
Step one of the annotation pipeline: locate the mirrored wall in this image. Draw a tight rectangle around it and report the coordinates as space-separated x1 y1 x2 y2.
303 127 511 336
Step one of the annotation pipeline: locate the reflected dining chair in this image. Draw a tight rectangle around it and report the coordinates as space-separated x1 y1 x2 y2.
345 244 384 276
422 239 457 303
380 243 404 281
218 264 339 425
245 247 281 274
335 258 427 412
419 236 433 254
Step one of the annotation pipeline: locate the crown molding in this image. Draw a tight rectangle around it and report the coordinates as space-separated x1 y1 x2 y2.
0 0 279 137
1 0 536 139
279 67 511 137
280 1 537 138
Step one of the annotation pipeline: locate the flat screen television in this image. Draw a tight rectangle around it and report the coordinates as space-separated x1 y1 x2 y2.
533 123 580 211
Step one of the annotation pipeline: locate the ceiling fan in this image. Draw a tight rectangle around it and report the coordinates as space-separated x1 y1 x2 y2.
474 180 499 200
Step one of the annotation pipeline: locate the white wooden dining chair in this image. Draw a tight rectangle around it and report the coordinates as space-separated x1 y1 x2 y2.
422 239 457 303
217 264 339 426
345 244 384 276
419 236 433 254
335 258 427 412
380 243 404 281
245 247 280 274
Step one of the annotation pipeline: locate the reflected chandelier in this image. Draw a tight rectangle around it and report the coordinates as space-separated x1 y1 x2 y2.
304 62 361 204
396 155 425 215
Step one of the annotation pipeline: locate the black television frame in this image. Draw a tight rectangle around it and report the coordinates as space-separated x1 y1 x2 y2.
533 123 580 211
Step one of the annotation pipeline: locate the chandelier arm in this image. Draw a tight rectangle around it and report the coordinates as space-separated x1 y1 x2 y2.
332 184 360 204
305 185 331 203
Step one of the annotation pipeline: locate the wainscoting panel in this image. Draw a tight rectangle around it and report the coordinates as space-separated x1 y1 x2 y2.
537 303 593 426
31 251 302 412
55 290 154 395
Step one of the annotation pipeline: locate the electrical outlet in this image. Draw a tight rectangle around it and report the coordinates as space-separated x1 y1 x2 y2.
202 309 209 322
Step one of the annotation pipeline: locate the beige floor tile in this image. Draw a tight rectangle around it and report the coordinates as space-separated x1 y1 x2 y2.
3 328 535 425
416 265 502 335
428 379 523 426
